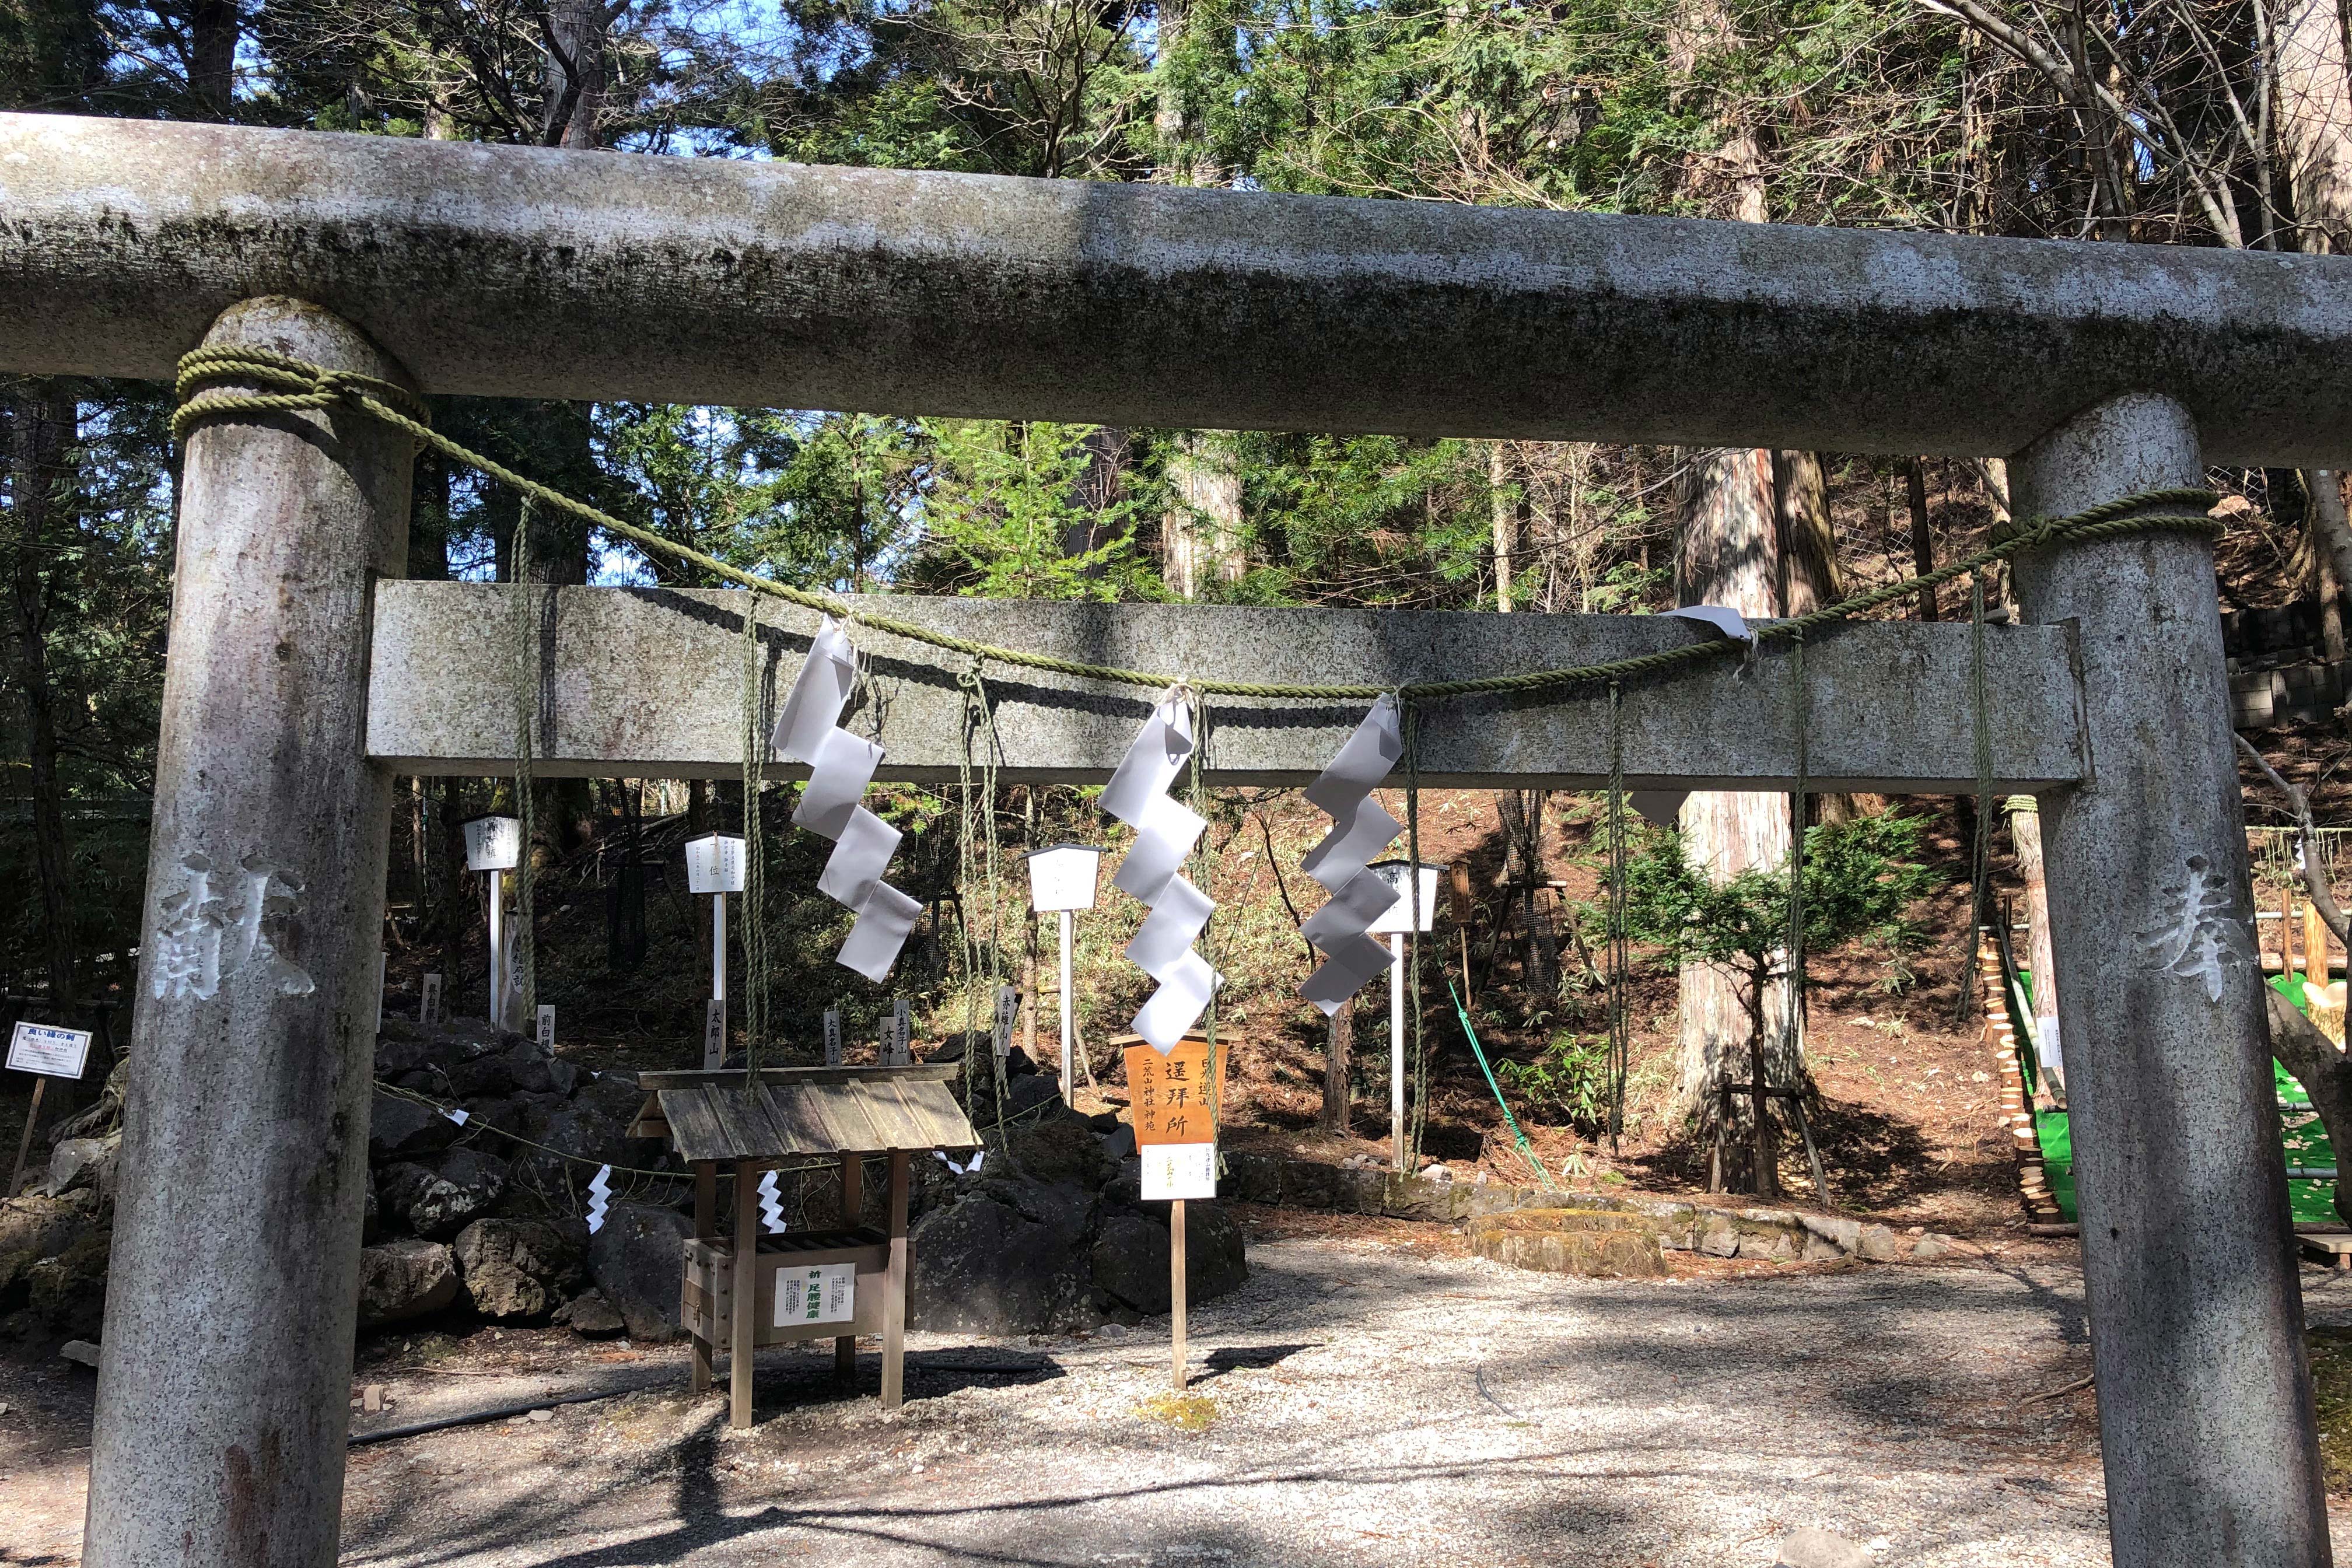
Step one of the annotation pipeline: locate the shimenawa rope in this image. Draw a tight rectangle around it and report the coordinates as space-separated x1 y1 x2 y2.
172 346 2224 705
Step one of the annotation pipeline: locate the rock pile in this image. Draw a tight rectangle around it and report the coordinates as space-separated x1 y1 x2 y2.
4 1023 1251 1348
907 1040 1248 1333
359 1014 658 1332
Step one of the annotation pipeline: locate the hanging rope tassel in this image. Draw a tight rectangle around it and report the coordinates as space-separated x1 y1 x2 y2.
1961 574 1994 1026
1404 699 1429 1172
1606 680 1629 1158
741 600 770 1079
509 499 538 1036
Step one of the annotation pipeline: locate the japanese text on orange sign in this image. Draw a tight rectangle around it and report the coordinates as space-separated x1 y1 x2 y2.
1125 1038 1221 1147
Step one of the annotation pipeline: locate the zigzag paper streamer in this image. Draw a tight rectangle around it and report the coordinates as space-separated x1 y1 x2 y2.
584 1164 612 1235
1297 694 1405 1014
1102 691 1219 1054
757 1169 788 1234
773 615 921 982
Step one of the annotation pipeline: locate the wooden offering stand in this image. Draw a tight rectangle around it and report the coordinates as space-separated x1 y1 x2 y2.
629 1062 979 1427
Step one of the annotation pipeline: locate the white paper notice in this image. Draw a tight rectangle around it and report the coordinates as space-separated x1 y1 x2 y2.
1142 1142 1217 1201
772 615 915 980
6 1020 92 1079
1101 692 1219 1052
776 1261 858 1326
1297 696 1404 1014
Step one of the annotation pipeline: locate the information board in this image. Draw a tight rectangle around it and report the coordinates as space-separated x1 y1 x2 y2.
7 1020 92 1080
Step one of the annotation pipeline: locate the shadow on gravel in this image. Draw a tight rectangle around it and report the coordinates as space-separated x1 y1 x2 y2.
379 1447 1653 1568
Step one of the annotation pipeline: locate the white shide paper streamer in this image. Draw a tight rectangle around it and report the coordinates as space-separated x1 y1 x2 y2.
584 1164 612 1234
1298 694 1405 1014
1102 691 1219 1054
757 1169 788 1234
772 616 921 981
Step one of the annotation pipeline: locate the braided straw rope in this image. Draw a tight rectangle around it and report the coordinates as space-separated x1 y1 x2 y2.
175 345 2225 703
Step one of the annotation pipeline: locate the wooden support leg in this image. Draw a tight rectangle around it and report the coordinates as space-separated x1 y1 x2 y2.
7 1077 47 1198
730 1163 759 1430
690 1161 716 1395
881 1150 909 1410
835 1152 862 1389
1171 1198 1189 1392
1788 1093 1829 1204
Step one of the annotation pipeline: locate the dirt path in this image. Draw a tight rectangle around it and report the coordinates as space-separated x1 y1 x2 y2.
19 1230 2352 1566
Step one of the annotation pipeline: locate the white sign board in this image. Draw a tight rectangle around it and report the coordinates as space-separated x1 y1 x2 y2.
6 1021 92 1080
880 1013 912 1068
992 985 1019 1058
1142 1142 1217 1201
536 1005 556 1050
684 834 747 895
822 1006 842 1066
704 998 727 1070
420 972 443 1025
776 1261 858 1326
1366 861 1444 936
463 816 523 872
1024 844 1104 913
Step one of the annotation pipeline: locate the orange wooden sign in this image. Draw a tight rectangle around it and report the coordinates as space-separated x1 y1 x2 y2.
1124 1038 1220 1147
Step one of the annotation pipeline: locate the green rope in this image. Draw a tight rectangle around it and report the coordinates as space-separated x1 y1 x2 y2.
1404 699 1430 1172
171 346 2223 706
1606 680 1629 1157
1782 629 1808 1095
1191 692 1227 1166
741 600 769 1082
509 501 537 1034
1446 977 1558 1191
1964 574 1993 1021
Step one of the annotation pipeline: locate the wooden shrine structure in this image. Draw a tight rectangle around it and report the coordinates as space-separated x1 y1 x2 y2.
6 109 2349 1568
628 1062 977 1424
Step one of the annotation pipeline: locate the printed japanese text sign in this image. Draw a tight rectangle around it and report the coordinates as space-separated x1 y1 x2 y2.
1143 1142 1216 1200
1124 1038 1220 1148
775 1262 857 1326
8 1021 92 1080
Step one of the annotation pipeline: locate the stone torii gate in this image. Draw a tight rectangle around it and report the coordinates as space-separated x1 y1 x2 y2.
3 111 2344 1568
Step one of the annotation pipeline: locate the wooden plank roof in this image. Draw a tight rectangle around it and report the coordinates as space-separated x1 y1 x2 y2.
653 1068 979 1163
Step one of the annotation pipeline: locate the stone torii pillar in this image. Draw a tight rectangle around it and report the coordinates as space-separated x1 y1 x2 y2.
2012 394 2331 1568
83 299 414 1568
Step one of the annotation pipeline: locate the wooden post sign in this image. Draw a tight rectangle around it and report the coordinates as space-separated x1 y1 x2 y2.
1125 1036 1222 1391
8 1019 94 1198
992 985 1019 1058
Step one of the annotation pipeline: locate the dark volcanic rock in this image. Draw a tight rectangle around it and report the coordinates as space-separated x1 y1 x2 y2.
453 1217 584 1319
586 1201 694 1342
909 1178 1097 1334
380 1147 509 1240
358 1237 460 1326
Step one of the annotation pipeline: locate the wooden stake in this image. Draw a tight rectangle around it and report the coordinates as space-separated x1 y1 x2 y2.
835 1151 862 1388
690 1160 716 1395
881 1150 909 1409
1171 1198 1188 1392
7 1076 47 1198
730 1163 758 1429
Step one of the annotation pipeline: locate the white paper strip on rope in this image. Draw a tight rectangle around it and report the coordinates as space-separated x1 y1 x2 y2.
584 1164 612 1234
1297 694 1406 1014
1101 690 1219 1054
772 615 919 981
757 1169 788 1234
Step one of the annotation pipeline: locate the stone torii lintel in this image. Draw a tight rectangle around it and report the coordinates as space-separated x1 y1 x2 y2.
364 582 2088 793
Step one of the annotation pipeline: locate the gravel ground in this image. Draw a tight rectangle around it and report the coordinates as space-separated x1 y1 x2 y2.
12 1225 2352 1567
